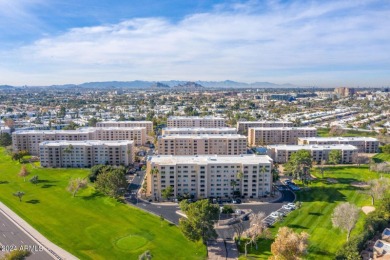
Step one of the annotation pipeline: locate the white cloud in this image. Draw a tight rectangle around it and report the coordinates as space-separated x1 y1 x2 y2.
2 0 390 86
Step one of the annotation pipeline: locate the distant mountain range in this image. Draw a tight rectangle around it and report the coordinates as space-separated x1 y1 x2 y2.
1 80 302 89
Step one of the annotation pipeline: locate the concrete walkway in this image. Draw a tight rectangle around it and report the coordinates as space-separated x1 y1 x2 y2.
208 238 238 260
0 202 77 260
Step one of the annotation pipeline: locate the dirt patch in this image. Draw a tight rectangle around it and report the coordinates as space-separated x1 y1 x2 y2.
362 206 375 215
351 181 369 188
327 178 338 183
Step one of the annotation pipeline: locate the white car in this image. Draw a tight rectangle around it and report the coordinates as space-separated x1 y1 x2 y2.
270 212 283 218
287 203 296 209
282 205 293 211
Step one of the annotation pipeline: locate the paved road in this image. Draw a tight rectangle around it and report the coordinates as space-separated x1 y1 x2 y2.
127 185 296 225
0 211 53 260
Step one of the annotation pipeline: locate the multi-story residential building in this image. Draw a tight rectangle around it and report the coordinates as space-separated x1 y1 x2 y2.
267 144 358 164
157 134 247 155
146 154 273 199
334 87 356 97
248 127 317 146
96 121 153 134
237 121 293 134
39 140 134 168
167 116 226 128
79 127 146 145
0 126 11 134
12 127 146 155
297 137 379 153
161 127 237 135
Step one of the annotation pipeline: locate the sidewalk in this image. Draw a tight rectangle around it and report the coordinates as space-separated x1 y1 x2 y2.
0 202 77 260
144 191 283 206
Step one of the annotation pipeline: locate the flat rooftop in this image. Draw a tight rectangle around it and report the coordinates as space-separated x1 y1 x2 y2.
13 127 146 135
168 116 225 120
98 120 152 123
78 127 146 131
237 121 292 124
249 127 317 130
298 136 378 141
13 129 95 135
158 134 246 139
148 154 273 165
39 140 134 146
163 127 236 131
267 144 358 151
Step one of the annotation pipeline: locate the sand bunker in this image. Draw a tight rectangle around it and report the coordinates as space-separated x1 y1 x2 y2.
362 206 375 215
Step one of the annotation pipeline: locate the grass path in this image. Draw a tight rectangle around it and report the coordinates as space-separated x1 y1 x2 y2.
0 148 206 259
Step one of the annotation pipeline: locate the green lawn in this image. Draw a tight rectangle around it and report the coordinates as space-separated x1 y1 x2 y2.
0 148 205 259
372 153 390 163
240 165 387 259
317 128 377 137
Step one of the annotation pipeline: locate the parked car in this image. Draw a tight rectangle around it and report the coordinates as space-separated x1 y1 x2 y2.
270 212 283 218
282 205 294 211
287 203 296 209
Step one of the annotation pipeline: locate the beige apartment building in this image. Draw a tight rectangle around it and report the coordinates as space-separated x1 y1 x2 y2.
97 121 153 134
12 127 146 155
297 137 379 153
157 134 247 155
39 140 134 168
161 127 237 135
146 154 273 199
267 144 358 164
248 127 317 146
237 121 293 134
167 116 226 128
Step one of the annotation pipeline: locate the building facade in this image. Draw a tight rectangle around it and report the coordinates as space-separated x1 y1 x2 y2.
39 140 134 168
12 127 146 155
162 127 237 135
267 144 358 164
237 121 293 134
146 154 273 199
157 134 247 155
97 121 153 134
167 116 226 128
248 127 317 146
297 137 379 153
334 87 356 97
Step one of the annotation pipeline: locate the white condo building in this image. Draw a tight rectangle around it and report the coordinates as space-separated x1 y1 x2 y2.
12 127 146 155
297 137 379 153
167 116 226 128
248 127 317 146
96 121 153 134
146 154 273 199
237 121 293 134
39 140 134 168
161 127 237 135
157 134 247 155
267 144 358 163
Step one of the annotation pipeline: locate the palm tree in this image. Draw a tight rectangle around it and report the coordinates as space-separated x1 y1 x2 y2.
230 180 237 197
150 167 159 200
259 166 267 196
63 144 74 168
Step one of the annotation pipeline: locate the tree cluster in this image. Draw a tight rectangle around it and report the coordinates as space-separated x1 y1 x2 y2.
179 199 219 245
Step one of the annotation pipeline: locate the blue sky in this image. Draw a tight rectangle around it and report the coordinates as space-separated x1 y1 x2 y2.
0 0 389 87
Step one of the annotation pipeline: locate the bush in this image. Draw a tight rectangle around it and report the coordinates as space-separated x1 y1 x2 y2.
379 144 390 154
221 205 234 214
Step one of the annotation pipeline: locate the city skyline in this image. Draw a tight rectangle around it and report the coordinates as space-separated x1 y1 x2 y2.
0 0 390 87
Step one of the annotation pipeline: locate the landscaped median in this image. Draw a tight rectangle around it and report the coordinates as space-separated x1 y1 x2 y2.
238 164 390 259
0 148 206 259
